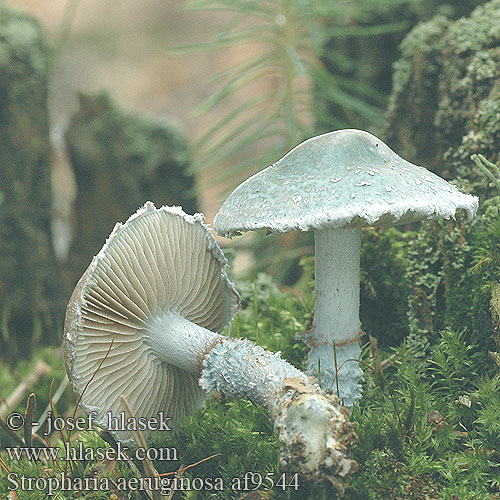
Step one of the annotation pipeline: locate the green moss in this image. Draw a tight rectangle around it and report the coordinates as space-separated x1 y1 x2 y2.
385 15 449 165
154 398 281 500
386 1 500 361
385 0 500 192
401 198 500 360
391 16 448 97
360 228 411 347
3 266 500 498
232 270 311 370
447 0 500 53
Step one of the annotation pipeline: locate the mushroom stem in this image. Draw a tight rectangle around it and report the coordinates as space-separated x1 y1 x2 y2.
201 337 305 410
146 311 357 483
305 227 364 407
314 227 361 345
146 312 220 373
201 338 357 485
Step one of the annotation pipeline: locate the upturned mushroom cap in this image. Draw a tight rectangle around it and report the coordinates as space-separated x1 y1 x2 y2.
64 202 239 443
214 129 478 237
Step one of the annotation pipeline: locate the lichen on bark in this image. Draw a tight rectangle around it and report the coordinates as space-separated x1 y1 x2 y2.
385 0 500 195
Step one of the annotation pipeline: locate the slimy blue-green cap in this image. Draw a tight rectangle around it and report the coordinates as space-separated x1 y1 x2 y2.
214 129 478 237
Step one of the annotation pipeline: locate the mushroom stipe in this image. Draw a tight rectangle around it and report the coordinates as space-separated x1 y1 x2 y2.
64 202 357 485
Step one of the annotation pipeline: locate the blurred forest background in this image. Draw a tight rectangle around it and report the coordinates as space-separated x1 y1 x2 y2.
1 0 500 498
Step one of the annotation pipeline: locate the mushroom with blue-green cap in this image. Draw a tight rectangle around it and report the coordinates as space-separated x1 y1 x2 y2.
214 129 479 407
64 202 239 445
64 202 357 485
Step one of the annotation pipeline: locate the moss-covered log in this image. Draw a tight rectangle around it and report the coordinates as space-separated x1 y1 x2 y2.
65 91 197 281
384 0 500 193
315 0 485 133
0 5 61 359
384 1 500 353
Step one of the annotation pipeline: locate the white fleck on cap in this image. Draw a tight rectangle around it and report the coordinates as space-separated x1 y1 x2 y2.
214 129 478 237
64 202 239 443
